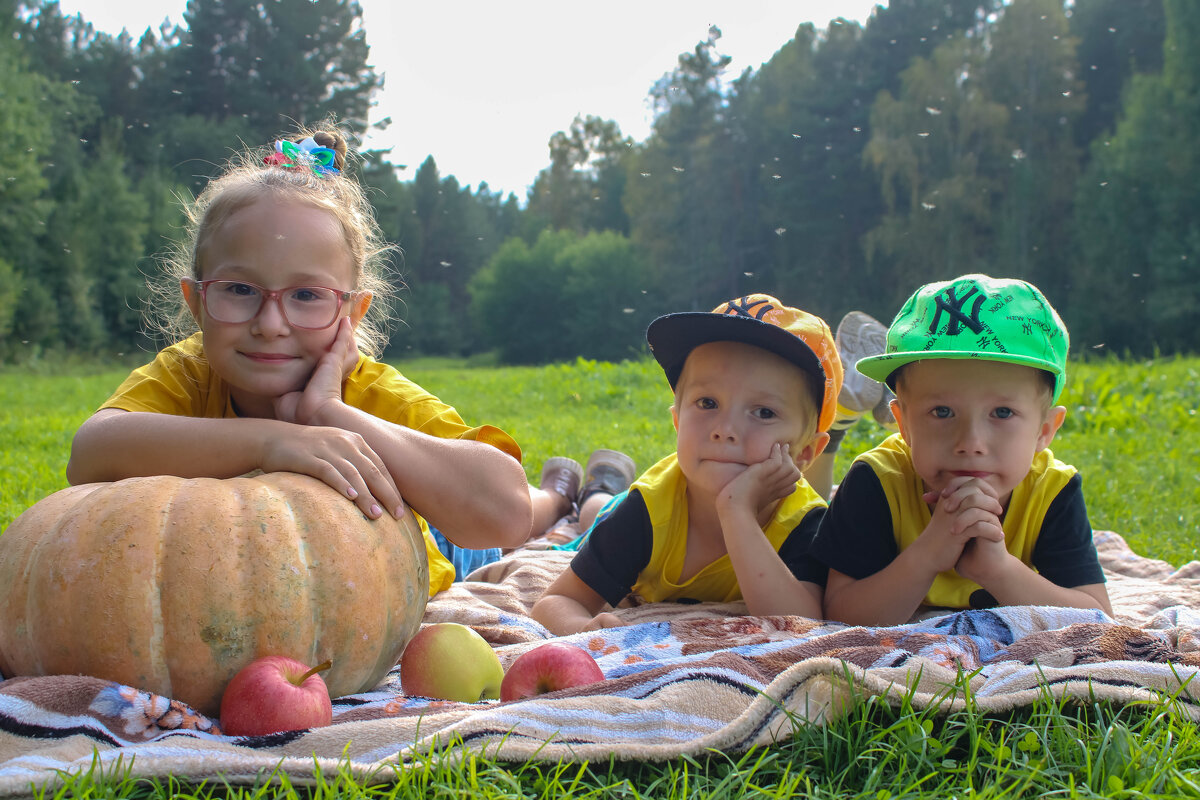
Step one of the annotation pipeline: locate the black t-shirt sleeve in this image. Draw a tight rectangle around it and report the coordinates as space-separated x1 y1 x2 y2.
569 490 653 608
1030 473 1104 587
777 506 830 586
808 461 898 579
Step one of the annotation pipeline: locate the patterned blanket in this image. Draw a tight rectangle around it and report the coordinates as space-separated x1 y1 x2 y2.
1 530 1198 797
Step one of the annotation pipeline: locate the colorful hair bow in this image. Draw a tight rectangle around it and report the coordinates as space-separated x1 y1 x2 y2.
262 137 341 176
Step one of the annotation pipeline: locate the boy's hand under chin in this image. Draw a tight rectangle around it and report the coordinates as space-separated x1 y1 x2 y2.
912 476 1006 575
274 317 360 425
714 442 802 520
954 533 1012 585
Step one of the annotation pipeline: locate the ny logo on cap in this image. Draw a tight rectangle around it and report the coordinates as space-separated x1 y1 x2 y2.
723 295 774 321
930 285 985 336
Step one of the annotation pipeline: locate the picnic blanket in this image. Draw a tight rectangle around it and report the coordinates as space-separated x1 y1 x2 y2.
1 529 1199 796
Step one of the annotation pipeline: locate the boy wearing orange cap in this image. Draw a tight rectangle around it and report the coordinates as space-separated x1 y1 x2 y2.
532 295 843 636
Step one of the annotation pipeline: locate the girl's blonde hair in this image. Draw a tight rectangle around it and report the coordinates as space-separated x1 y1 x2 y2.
148 122 394 358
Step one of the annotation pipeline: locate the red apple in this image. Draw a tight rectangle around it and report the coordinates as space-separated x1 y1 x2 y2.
500 642 605 701
219 656 333 736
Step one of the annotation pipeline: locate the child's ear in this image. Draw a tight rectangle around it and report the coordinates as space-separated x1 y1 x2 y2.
181 279 203 326
890 398 909 443
793 431 829 472
349 290 373 325
670 402 680 432
1037 406 1067 451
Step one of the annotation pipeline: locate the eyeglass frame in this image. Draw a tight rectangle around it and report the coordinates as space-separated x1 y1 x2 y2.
185 278 358 330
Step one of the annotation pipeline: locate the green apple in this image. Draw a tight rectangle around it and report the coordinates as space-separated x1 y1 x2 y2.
399 622 503 702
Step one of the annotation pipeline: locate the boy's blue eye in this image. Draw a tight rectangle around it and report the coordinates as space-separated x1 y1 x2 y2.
752 407 777 420
994 407 1015 419
932 406 952 419
697 397 717 410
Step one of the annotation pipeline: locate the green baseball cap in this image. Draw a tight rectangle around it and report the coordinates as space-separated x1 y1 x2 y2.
856 274 1069 403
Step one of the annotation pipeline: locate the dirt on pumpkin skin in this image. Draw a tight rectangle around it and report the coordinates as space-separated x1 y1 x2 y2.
199 613 258 664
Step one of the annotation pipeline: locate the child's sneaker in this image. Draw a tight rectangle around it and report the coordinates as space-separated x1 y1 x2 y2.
580 449 636 505
540 457 584 507
834 311 888 430
836 311 887 411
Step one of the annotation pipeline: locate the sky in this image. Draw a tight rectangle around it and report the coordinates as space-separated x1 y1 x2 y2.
55 1 883 198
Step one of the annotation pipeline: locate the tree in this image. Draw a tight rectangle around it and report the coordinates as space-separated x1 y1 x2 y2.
78 121 152 348
728 20 882 321
0 37 52 282
1072 0 1200 353
133 0 382 191
468 230 578 364
167 0 380 131
559 232 656 362
0 15 93 357
981 0 1084 306
363 154 522 356
857 0 1003 97
469 230 654 364
1070 0 1166 152
624 27 737 311
863 33 1010 307
526 115 632 235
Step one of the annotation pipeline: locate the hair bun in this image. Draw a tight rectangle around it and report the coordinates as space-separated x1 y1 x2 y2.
311 130 347 171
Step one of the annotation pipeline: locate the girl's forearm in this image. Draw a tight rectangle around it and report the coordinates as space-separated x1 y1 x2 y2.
67 410 283 484
311 402 532 549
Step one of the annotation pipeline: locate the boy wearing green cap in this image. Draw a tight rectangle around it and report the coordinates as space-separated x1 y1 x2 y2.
532 294 843 636
810 274 1112 626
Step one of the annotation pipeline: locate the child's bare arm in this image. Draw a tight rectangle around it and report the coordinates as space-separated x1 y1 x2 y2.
823 548 946 626
531 567 624 636
300 403 531 549
278 319 533 548
67 407 402 520
823 480 1005 625
956 538 1113 614
716 443 822 618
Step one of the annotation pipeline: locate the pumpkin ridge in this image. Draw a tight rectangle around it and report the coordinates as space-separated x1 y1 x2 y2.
288 480 322 670
149 477 173 701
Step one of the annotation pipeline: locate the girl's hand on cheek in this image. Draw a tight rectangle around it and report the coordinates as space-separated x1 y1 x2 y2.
274 317 358 425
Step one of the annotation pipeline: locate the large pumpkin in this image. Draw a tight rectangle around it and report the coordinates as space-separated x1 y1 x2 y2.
0 472 428 717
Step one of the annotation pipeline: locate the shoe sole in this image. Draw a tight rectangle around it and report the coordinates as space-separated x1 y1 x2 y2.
836 311 887 414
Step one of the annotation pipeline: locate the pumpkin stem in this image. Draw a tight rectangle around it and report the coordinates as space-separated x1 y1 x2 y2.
298 659 333 684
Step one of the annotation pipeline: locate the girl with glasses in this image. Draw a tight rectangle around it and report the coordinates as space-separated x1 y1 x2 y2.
66 124 533 598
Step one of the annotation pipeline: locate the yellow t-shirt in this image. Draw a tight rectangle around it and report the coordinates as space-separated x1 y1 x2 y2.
630 454 827 604
100 333 522 597
856 433 1076 608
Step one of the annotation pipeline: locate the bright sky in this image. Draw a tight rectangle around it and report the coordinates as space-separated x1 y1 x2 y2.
56 1 883 198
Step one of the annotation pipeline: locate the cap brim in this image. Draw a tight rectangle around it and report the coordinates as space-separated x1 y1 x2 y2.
858 350 1065 393
647 312 825 389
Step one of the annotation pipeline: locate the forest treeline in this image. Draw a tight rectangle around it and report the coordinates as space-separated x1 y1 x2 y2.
1 0 1194 364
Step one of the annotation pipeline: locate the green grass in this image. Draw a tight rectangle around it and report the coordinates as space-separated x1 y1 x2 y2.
3 354 1200 798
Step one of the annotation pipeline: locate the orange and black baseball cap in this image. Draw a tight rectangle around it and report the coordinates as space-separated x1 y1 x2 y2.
646 294 844 432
